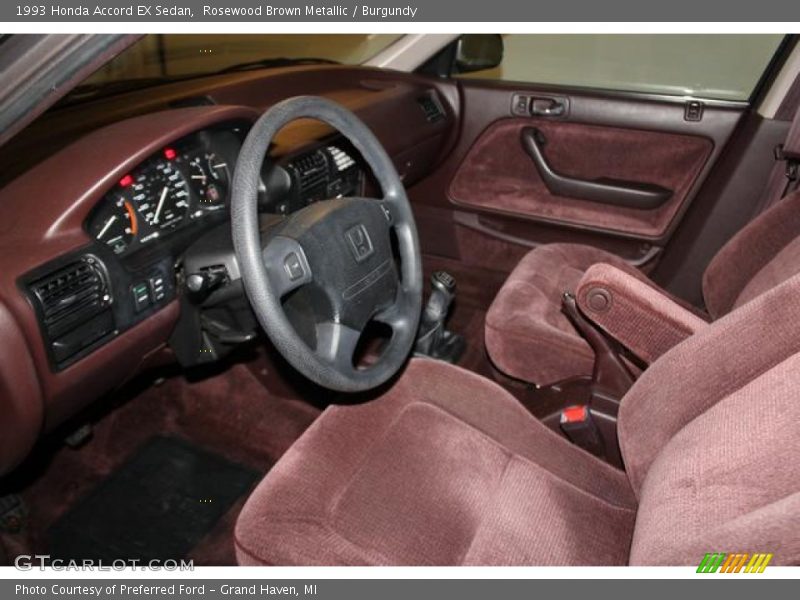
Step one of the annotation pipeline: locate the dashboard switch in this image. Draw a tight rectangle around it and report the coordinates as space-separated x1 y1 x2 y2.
284 252 305 281
149 276 167 302
132 282 151 312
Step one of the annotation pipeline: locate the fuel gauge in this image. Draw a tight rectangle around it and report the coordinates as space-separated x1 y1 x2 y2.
189 152 229 209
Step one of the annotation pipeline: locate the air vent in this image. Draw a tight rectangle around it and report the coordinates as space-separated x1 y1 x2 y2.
418 92 445 123
29 256 114 367
290 149 330 201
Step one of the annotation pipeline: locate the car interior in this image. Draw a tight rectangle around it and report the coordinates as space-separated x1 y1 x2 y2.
0 33 798 567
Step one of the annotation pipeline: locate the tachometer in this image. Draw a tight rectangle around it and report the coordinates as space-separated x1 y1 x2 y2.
132 159 191 230
89 193 138 255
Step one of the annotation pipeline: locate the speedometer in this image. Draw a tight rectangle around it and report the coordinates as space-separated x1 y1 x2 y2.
132 159 191 230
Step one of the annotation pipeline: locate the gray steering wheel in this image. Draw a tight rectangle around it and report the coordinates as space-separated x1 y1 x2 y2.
231 96 423 392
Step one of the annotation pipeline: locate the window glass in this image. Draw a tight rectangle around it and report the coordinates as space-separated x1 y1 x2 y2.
456 34 784 101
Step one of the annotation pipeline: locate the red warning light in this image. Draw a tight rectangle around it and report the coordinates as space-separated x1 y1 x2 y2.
163 147 177 160
119 174 133 187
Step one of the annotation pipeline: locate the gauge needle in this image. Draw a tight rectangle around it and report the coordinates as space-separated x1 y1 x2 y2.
98 215 117 239
154 186 169 224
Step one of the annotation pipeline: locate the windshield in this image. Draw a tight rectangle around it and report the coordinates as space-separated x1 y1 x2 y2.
65 34 403 103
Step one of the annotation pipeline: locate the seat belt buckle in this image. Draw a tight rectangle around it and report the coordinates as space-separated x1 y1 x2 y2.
560 405 605 458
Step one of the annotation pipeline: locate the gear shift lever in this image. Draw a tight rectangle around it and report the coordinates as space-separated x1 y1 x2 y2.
423 271 456 325
414 271 465 362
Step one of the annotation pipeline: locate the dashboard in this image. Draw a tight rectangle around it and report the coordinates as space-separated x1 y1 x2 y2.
0 70 457 476
27 123 367 374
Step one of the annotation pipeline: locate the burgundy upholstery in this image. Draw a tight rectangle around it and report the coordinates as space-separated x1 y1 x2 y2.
785 112 800 157
448 118 712 238
621 274 800 563
703 190 800 317
487 190 800 386
235 359 637 566
576 263 708 364
237 276 800 565
485 243 693 385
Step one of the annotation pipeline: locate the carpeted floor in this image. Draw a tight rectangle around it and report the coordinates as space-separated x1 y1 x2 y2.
49 436 260 563
1 354 321 566
0 251 513 566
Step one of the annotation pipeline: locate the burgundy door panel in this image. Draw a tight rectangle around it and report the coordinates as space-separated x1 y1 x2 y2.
449 117 713 238
408 79 745 273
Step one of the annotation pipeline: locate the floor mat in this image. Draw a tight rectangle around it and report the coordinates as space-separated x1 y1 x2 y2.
48 436 260 562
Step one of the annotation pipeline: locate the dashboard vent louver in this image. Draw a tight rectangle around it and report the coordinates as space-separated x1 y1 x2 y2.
32 258 110 338
285 144 363 210
418 93 445 123
292 150 330 199
29 256 114 366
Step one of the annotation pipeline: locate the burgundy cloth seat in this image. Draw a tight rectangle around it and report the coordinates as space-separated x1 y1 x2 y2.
235 274 800 565
486 188 800 386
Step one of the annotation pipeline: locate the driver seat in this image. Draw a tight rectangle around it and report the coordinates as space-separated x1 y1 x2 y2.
235 273 800 565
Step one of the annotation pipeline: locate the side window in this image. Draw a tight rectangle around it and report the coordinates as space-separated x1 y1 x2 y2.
455 34 784 102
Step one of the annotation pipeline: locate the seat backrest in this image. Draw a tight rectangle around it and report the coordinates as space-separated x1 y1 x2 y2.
619 272 800 565
785 108 800 165
702 189 800 317
702 108 800 319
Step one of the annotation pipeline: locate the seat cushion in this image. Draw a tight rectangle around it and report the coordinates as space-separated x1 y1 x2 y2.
235 359 636 566
485 243 645 385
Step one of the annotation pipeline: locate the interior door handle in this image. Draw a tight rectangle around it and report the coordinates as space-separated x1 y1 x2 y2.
520 127 673 210
531 97 567 117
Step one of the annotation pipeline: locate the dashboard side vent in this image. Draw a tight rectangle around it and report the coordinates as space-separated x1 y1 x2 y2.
418 92 445 123
29 256 114 368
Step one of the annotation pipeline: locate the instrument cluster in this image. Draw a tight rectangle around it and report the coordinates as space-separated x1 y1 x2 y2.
86 127 240 255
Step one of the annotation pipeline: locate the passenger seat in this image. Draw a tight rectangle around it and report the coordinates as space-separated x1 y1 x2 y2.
486 110 800 386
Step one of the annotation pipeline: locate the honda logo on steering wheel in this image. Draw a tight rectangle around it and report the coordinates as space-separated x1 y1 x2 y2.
345 224 374 263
